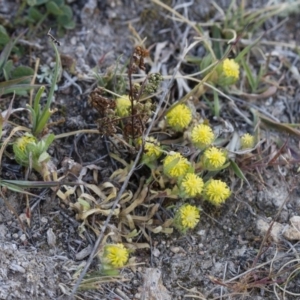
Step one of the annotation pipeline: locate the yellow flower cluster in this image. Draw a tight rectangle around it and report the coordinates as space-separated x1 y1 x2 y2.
15 134 37 152
103 243 129 267
166 104 192 131
240 133 254 149
191 124 214 149
203 179 231 206
180 173 204 198
222 58 239 81
116 95 131 117
174 204 200 233
203 147 227 170
163 152 190 179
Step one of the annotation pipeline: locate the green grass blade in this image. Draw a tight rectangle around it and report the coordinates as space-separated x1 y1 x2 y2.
241 59 256 92
230 159 249 184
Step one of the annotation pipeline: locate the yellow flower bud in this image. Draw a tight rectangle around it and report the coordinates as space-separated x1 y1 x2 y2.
203 179 231 206
191 124 215 149
240 133 255 149
166 104 192 132
174 204 200 233
116 95 131 117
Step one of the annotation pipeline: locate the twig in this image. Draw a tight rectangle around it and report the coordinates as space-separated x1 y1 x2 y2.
47 28 61 46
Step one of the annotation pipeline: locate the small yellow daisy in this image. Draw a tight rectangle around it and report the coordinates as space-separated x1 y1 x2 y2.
191 124 214 149
116 95 131 117
180 173 204 198
174 204 200 233
203 147 227 170
222 58 239 81
103 243 129 267
203 179 231 206
240 133 255 149
163 152 190 179
166 104 192 131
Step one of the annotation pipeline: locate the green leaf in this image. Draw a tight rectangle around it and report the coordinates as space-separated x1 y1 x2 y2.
0 30 10 47
0 77 39 95
211 25 222 59
46 1 64 15
0 83 39 96
213 89 220 117
27 0 48 6
33 85 45 116
11 66 34 79
230 159 249 184
33 109 52 135
60 5 73 18
26 0 37 5
3 60 13 80
0 41 14 74
57 5 75 29
28 7 44 22
52 0 64 6
241 59 256 92
0 179 64 189
235 34 263 63
0 25 8 35
26 104 37 130
57 14 74 28
62 19 76 30
43 133 55 149
38 151 50 163
0 31 24 74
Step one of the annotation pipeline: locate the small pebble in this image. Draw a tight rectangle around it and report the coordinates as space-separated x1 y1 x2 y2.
75 245 93 260
12 233 19 239
47 228 56 248
70 36 77 45
197 229 206 236
40 217 48 224
0 224 7 237
10 263 25 273
20 234 27 242
170 246 180 254
152 247 160 257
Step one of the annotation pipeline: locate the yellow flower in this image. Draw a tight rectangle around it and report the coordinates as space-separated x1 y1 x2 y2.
203 147 227 170
15 134 36 152
191 124 214 149
240 133 254 149
138 137 162 164
222 58 239 81
203 179 231 206
103 243 129 267
180 173 204 198
163 152 190 178
166 104 192 131
116 95 131 117
143 137 162 159
174 204 200 233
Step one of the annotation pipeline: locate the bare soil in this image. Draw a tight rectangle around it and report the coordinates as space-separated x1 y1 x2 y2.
1 1 300 299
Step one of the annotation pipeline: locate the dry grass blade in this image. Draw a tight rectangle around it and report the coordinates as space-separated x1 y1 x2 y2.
259 113 300 137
